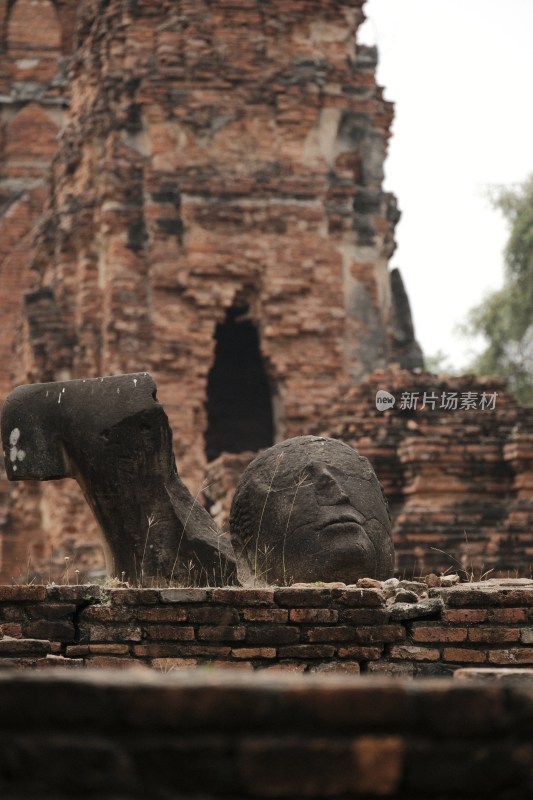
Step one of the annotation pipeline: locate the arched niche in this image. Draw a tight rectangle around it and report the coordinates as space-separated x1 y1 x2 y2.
205 305 274 462
8 0 61 52
7 0 62 83
3 103 59 177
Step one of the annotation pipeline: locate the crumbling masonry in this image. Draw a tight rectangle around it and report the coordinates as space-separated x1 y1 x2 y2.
0 0 531 581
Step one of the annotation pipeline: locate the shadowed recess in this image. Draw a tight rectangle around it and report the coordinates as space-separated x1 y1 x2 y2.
205 305 274 462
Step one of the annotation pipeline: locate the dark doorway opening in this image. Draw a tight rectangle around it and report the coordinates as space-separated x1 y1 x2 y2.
205 305 274 462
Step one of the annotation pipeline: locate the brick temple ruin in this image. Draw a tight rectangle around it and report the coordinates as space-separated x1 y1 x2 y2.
0 0 531 582
3 574 533 796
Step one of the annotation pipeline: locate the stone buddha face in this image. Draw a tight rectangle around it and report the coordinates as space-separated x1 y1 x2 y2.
229 436 394 585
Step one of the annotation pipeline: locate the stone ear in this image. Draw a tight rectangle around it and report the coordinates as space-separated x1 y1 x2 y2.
1 384 72 481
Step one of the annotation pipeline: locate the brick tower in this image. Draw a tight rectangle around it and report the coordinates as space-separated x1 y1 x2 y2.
3 2 528 584
0 0 407 579
0 0 78 578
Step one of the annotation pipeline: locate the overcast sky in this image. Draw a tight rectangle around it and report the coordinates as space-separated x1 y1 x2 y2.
357 0 533 370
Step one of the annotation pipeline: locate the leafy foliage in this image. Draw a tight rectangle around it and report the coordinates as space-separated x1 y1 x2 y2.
463 176 533 405
424 349 455 375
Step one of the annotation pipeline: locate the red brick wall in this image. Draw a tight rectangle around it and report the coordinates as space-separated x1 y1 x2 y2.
2 579 533 675
1 669 533 798
0 0 79 578
309 369 533 578
23 0 397 473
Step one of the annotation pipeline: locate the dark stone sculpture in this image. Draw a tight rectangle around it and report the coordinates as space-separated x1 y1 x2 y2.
1 373 236 585
389 267 424 370
229 435 394 585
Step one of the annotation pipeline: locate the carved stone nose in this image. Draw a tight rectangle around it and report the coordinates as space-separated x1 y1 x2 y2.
1 373 236 586
313 466 351 506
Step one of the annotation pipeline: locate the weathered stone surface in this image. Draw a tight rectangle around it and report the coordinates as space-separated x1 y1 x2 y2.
36 653 85 669
0 637 51 656
158 588 208 604
389 598 443 622
1 373 236 585
389 268 424 370
455 667 533 682
394 589 419 604
0 585 46 601
230 435 393 584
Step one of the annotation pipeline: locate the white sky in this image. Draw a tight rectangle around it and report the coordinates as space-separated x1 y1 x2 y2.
357 0 533 370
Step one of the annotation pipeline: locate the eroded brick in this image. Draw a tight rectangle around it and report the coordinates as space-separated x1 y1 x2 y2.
289 608 338 624
412 625 467 643
389 645 440 662
443 648 487 663
144 625 195 641
197 626 246 642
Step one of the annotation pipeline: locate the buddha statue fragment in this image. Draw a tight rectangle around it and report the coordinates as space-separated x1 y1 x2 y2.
1 373 236 585
230 435 394 585
2 379 393 587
